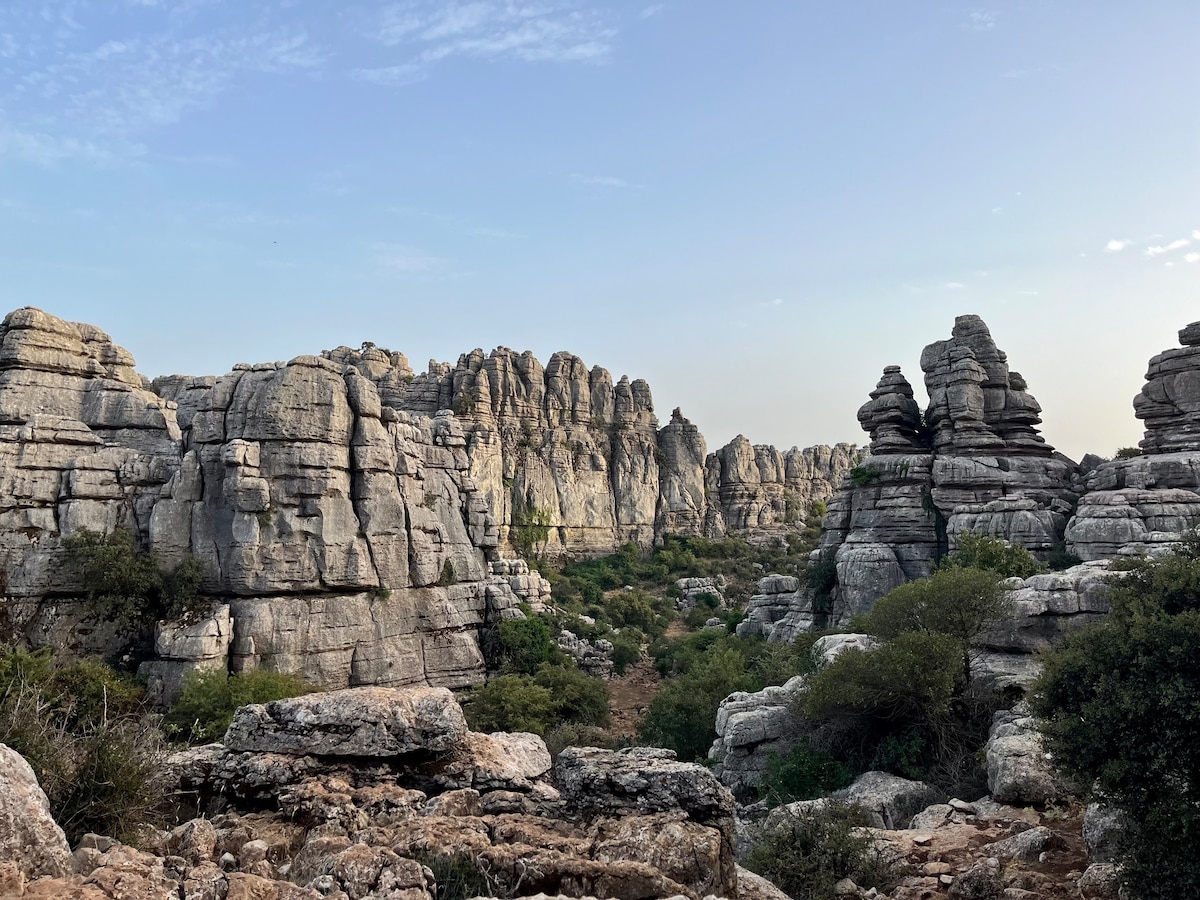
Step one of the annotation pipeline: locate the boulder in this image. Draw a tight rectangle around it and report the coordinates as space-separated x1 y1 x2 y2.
985 703 1062 805
224 686 468 757
0 743 71 880
830 771 941 830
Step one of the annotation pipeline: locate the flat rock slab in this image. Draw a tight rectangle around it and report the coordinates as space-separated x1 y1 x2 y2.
224 686 467 757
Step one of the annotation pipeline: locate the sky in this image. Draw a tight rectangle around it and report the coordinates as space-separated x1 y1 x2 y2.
2 1 1198 463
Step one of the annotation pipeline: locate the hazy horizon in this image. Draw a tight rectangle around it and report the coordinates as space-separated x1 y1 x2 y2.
4 2 1197 463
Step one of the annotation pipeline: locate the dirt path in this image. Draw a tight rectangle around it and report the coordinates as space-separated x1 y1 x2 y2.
606 660 660 740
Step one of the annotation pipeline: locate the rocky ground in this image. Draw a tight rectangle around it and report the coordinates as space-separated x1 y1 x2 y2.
1 682 1121 900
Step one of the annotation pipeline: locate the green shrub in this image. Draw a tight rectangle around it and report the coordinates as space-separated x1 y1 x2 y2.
638 646 758 761
465 674 556 734
745 802 904 900
942 532 1043 579
1115 446 1144 459
495 615 560 675
760 741 854 806
63 527 208 629
1032 544 1200 898
0 647 169 843
849 465 882 487
166 668 311 743
414 851 497 900
532 662 610 728
609 634 642 675
854 566 1008 682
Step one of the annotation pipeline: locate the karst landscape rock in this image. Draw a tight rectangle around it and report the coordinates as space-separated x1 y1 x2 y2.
5 306 1200 900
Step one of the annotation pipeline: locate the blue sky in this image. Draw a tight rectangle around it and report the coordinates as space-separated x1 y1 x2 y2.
2 1 1198 462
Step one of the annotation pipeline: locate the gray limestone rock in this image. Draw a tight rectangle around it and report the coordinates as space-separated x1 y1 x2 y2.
0 744 71 880
985 703 1062 806
223 686 468 757
829 771 942 830
857 366 926 454
709 675 807 791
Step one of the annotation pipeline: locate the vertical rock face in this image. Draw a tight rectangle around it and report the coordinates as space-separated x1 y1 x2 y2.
1066 322 1200 560
0 306 858 693
857 366 925 453
0 308 525 696
922 315 1052 457
746 316 1080 634
1134 321 1200 453
331 342 858 556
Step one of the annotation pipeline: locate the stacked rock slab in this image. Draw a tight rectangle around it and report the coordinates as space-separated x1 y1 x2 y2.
332 342 860 555
159 686 741 900
0 308 528 700
742 316 1079 634
1067 322 1200 559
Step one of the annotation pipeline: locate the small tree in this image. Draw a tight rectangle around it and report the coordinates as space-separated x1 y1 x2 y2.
856 565 1009 683
942 532 1043 579
510 497 552 560
1032 544 1200 898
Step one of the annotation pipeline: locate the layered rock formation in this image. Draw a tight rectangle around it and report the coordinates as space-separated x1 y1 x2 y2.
0 308 526 697
327 343 858 555
0 306 855 694
1067 321 1200 559
742 315 1080 633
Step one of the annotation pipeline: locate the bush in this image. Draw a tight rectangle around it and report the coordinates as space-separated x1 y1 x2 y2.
609 634 642 675
745 802 904 900
854 565 1008 682
638 646 759 761
1032 545 1200 898
63 527 208 630
495 615 559 675
0 646 169 843
942 532 1043 579
1115 446 1144 459
760 741 854 806
166 668 311 743
413 851 497 900
849 465 882 487
465 661 610 736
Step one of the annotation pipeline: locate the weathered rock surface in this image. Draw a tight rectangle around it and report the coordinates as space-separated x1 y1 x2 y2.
223 687 468 757
829 771 942 830
985 703 1063 806
709 675 807 791
0 743 71 880
793 316 1080 631
1066 322 1200 559
155 687 745 900
0 307 856 692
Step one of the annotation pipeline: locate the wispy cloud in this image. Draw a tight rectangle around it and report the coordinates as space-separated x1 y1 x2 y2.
944 282 967 289
0 1 321 165
572 173 638 188
639 4 665 19
355 1 616 84
1185 252 1200 264
372 241 450 274
962 9 997 32
1104 238 1133 253
1145 239 1191 257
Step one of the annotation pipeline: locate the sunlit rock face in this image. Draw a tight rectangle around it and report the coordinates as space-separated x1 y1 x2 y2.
0 307 522 697
0 306 856 696
336 341 858 557
1066 321 1200 560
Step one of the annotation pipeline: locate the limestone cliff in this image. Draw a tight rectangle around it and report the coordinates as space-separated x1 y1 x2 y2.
741 315 1080 635
0 308 527 700
1066 321 1200 559
0 307 854 697
326 343 858 556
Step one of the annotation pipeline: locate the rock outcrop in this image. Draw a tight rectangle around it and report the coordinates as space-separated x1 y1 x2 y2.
153 686 741 900
774 315 1081 629
0 743 71 881
0 308 525 697
0 306 860 692
1066 322 1200 559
